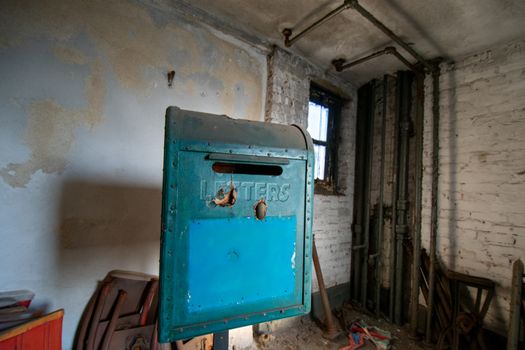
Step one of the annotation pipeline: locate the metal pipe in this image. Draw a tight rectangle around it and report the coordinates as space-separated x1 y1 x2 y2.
283 2 350 47
388 76 400 322
347 0 432 71
361 81 376 308
283 0 434 76
507 259 523 350
284 0 432 72
333 48 391 71
409 71 425 336
212 331 229 350
312 238 341 339
425 64 441 345
374 75 388 317
352 86 370 301
394 71 413 325
333 46 418 72
390 49 419 71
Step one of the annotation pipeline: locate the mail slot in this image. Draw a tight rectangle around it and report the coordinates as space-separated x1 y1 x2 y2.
159 107 315 342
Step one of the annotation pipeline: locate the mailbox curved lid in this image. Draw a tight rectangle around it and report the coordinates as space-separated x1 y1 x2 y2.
166 106 312 152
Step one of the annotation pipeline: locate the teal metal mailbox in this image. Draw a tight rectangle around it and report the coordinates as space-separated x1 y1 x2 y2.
159 107 315 342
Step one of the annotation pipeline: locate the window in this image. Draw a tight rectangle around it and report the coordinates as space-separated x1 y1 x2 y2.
307 84 341 190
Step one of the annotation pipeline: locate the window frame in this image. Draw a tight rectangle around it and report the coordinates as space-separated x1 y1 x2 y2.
308 84 342 193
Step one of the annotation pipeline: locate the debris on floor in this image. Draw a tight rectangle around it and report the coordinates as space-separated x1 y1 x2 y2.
340 320 392 350
250 304 424 350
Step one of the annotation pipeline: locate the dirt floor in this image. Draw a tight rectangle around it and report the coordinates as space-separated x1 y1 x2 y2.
251 304 424 350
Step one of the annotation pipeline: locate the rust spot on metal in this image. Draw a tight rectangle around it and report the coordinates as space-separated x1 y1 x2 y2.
212 181 237 207
254 198 267 220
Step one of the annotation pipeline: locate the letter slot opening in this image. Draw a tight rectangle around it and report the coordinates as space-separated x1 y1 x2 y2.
212 162 283 176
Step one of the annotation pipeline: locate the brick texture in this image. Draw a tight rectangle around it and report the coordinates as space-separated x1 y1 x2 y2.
265 46 357 292
421 40 525 333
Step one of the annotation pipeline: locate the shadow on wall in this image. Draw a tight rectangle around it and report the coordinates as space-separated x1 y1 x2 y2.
59 180 161 248
443 66 506 332
52 180 163 349
56 180 162 278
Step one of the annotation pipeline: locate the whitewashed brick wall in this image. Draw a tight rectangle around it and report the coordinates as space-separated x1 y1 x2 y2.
421 39 525 334
266 47 357 292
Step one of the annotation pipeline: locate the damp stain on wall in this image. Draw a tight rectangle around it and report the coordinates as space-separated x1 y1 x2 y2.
0 0 265 188
1 0 264 108
0 61 106 188
52 46 89 66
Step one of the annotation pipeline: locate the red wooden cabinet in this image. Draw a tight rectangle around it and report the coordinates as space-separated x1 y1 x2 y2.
0 310 63 350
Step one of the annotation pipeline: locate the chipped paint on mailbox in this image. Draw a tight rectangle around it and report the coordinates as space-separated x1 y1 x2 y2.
159 106 315 342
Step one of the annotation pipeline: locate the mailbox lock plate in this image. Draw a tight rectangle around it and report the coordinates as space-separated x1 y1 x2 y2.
254 199 268 220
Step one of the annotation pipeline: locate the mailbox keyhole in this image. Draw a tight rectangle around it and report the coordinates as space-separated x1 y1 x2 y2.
254 199 267 220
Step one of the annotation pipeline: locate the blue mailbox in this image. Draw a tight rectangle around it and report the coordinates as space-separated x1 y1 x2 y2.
159 107 315 342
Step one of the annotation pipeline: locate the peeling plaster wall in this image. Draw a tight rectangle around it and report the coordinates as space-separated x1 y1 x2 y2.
421 40 525 334
0 0 266 347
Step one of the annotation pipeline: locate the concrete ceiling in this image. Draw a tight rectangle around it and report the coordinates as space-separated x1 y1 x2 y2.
185 0 525 85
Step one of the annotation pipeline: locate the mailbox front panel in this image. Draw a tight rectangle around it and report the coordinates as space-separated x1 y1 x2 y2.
174 152 305 323
159 108 314 342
